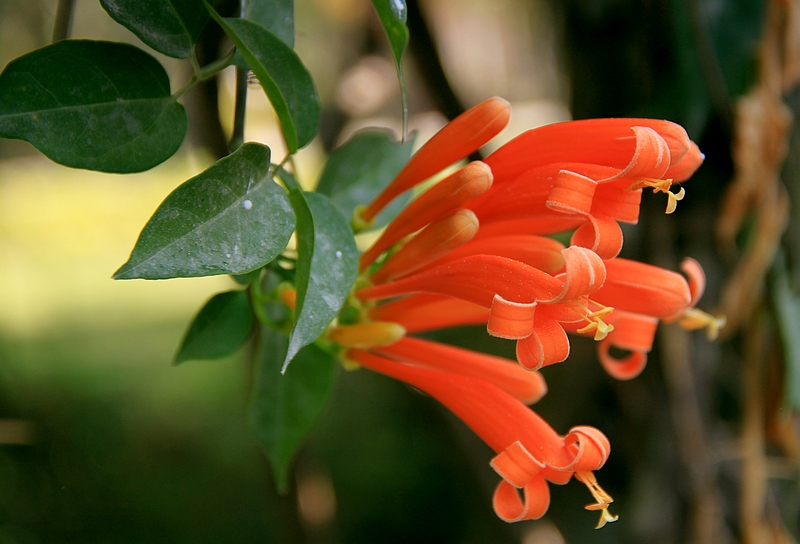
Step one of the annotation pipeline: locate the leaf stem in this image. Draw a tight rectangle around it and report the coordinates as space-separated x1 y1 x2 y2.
189 50 203 79
198 49 236 81
173 75 198 100
52 0 76 42
173 50 236 100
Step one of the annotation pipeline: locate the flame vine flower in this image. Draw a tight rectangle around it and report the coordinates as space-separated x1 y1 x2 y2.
311 97 723 526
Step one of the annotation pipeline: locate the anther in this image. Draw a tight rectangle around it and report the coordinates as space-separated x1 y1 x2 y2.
575 471 618 529
571 300 615 341
679 308 727 340
626 178 685 214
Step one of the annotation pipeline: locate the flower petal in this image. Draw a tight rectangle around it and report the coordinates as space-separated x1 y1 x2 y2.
680 257 706 307
561 426 611 472
546 170 598 215
592 258 692 319
360 161 492 269
485 119 689 184
493 476 551 522
488 295 536 339
570 215 624 259
357 255 564 307
598 343 648 380
368 294 490 332
665 141 704 182
603 126 671 181
543 246 606 304
371 209 479 283
373 337 548 404
516 316 570 370
491 441 546 487
418 234 566 274
361 97 510 221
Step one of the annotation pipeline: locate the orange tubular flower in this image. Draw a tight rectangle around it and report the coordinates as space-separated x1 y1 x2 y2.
349 349 617 526
357 97 510 225
319 97 720 527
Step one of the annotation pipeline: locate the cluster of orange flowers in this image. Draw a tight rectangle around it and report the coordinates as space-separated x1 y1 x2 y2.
325 97 722 526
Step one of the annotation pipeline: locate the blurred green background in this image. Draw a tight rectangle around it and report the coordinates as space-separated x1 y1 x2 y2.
2 0 798 543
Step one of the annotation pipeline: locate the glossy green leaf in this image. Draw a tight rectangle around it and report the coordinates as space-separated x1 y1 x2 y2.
772 259 800 411
174 290 253 364
249 326 337 493
100 0 209 58
275 170 314 364
0 40 186 173
284 192 358 371
315 129 414 229
371 0 408 66
207 6 319 153
243 0 294 47
114 143 294 279
371 0 409 134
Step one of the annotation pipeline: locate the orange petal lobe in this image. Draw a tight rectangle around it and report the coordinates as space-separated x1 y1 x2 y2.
544 246 606 303
493 476 551 522
488 295 536 339
516 317 570 370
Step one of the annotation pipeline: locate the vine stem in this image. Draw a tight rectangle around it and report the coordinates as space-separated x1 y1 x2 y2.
229 66 248 152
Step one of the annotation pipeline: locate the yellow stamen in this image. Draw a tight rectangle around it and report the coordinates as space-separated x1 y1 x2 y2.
575 471 619 529
626 178 685 214
679 308 727 340
571 299 615 341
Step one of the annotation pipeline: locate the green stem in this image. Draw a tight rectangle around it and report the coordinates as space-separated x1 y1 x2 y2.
249 271 271 326
198 49 236 80
189 50 202 79
52 0 76 42
229 65 248 152
173 75 198 100
173 50 236 100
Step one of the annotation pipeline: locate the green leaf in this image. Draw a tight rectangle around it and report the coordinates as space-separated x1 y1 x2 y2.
174 290 253 364
100 0 209 58
284 192 358 371
114 143 295 279
371 0 408 65
0 40 187 173
371 0 409 135
206 5 319 153
275 170 314 358
243 0 294 47
249 326 337 493
315 129 414 229
771 258 800 411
